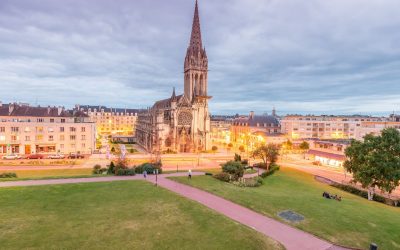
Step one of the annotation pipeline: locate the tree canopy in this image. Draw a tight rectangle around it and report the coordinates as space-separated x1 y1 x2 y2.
251 144 280 171
344 128 400 200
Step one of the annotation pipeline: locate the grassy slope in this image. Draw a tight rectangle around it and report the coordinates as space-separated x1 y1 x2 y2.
0 181 283 250
171 168 400 249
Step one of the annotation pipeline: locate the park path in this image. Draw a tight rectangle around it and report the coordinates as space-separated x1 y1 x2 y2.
0 172 349 250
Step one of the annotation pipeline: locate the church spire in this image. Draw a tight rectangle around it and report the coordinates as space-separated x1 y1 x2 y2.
189 0 203 51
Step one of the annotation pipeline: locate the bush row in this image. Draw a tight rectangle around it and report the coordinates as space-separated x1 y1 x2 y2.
93 162 162 176
260 164 280 178
0 172 17 178
331 183 399 207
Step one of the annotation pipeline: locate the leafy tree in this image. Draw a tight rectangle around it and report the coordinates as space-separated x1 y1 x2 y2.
344 128 400 200
299 141 310 151
283 140 293 150
239 145 245 153
299 141 310 158
251 144 280 171
212 146 218 152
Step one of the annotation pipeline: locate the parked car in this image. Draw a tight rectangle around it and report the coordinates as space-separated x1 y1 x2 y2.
68 153 85 159
48 154 65 159
2 154 22 160
26 154 45 159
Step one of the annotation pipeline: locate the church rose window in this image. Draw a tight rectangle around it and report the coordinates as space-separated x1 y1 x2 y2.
178 112 192 126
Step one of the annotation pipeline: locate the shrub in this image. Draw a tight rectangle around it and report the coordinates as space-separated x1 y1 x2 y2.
92 164 102 174
212 146 218 152
234 153 242 162
331 183 390 204
107 161 116 174
135 162 162 174
239 145 245 152
214 172 231 182
100 168 108 174
221 161 244 181
116 168 136 176
232 177 264 187
0 172 17 178
241 159 249 165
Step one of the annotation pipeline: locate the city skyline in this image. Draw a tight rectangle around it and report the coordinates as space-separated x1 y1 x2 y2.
1 0 400 115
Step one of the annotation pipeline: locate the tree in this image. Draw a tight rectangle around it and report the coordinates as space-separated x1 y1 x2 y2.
299 141 310 159
251 144 280 171
234 153 242 162
344 128 400 201
239 145 245 153
283 140 293 150
212 146 218 152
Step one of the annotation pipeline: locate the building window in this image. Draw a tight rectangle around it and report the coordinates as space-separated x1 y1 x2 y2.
36 127 43 133
50 118 55 123
60 135 65 141
70 135 76 140
81 143 86 148
0 135 5 141
0 127 5 132
81 135 86 140
11 135 18 141
11 127 19 132
81 127 86 132
60 127 65 132
70 127 76 132
60 144 64 149
25 136 30 141
48 127 54 133
36 135 43 141
24 127 30 132
49 135 54 141
37 118 44 123
61 119 66 123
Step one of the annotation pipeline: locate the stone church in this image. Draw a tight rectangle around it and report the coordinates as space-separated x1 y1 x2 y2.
136 0 212 153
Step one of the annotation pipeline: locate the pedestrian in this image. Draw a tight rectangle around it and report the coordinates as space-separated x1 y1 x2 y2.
188 169 192 179
143 170 147 179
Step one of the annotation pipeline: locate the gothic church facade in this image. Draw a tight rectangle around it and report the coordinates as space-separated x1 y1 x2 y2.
136 0 211 153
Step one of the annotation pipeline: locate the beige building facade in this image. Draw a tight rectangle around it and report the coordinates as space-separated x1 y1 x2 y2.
76 105 140 137
0 103 96 155
281 115 390 140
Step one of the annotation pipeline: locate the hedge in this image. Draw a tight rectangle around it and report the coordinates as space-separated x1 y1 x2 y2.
116 168 136 176
0 172 17 178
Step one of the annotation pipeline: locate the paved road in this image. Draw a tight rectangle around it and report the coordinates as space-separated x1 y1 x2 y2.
0 172 349 250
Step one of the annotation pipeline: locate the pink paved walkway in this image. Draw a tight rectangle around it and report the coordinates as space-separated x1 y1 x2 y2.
0 172 349 250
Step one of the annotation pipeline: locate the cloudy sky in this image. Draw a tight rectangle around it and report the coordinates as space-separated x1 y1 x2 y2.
1 0 399 116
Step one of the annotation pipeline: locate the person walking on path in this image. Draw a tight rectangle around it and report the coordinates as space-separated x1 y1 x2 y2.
143 170 147 179
188 169 192 179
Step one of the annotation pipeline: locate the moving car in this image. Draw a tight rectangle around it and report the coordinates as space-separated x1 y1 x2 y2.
48 154 65 159
26 154 45 159
2 154 21 160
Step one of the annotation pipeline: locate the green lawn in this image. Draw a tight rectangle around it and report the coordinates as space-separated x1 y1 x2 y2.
170 168 400 249
0 168 95 181
0 181 283 250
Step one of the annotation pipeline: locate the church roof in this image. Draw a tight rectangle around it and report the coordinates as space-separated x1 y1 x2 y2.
190 0 202 51
153 95 183 109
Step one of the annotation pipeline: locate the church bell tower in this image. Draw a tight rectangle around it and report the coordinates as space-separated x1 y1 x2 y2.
184 0 209 102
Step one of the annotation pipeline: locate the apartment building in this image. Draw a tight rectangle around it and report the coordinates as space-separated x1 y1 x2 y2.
231 111 283 149
0 102 96 155
76 105 141 137
281 115 390 140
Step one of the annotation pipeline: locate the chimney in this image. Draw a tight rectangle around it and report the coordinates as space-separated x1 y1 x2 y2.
47 105 51 114
8 103 15 115
57 106 63 116
249 111 255 119
0 101 2 107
